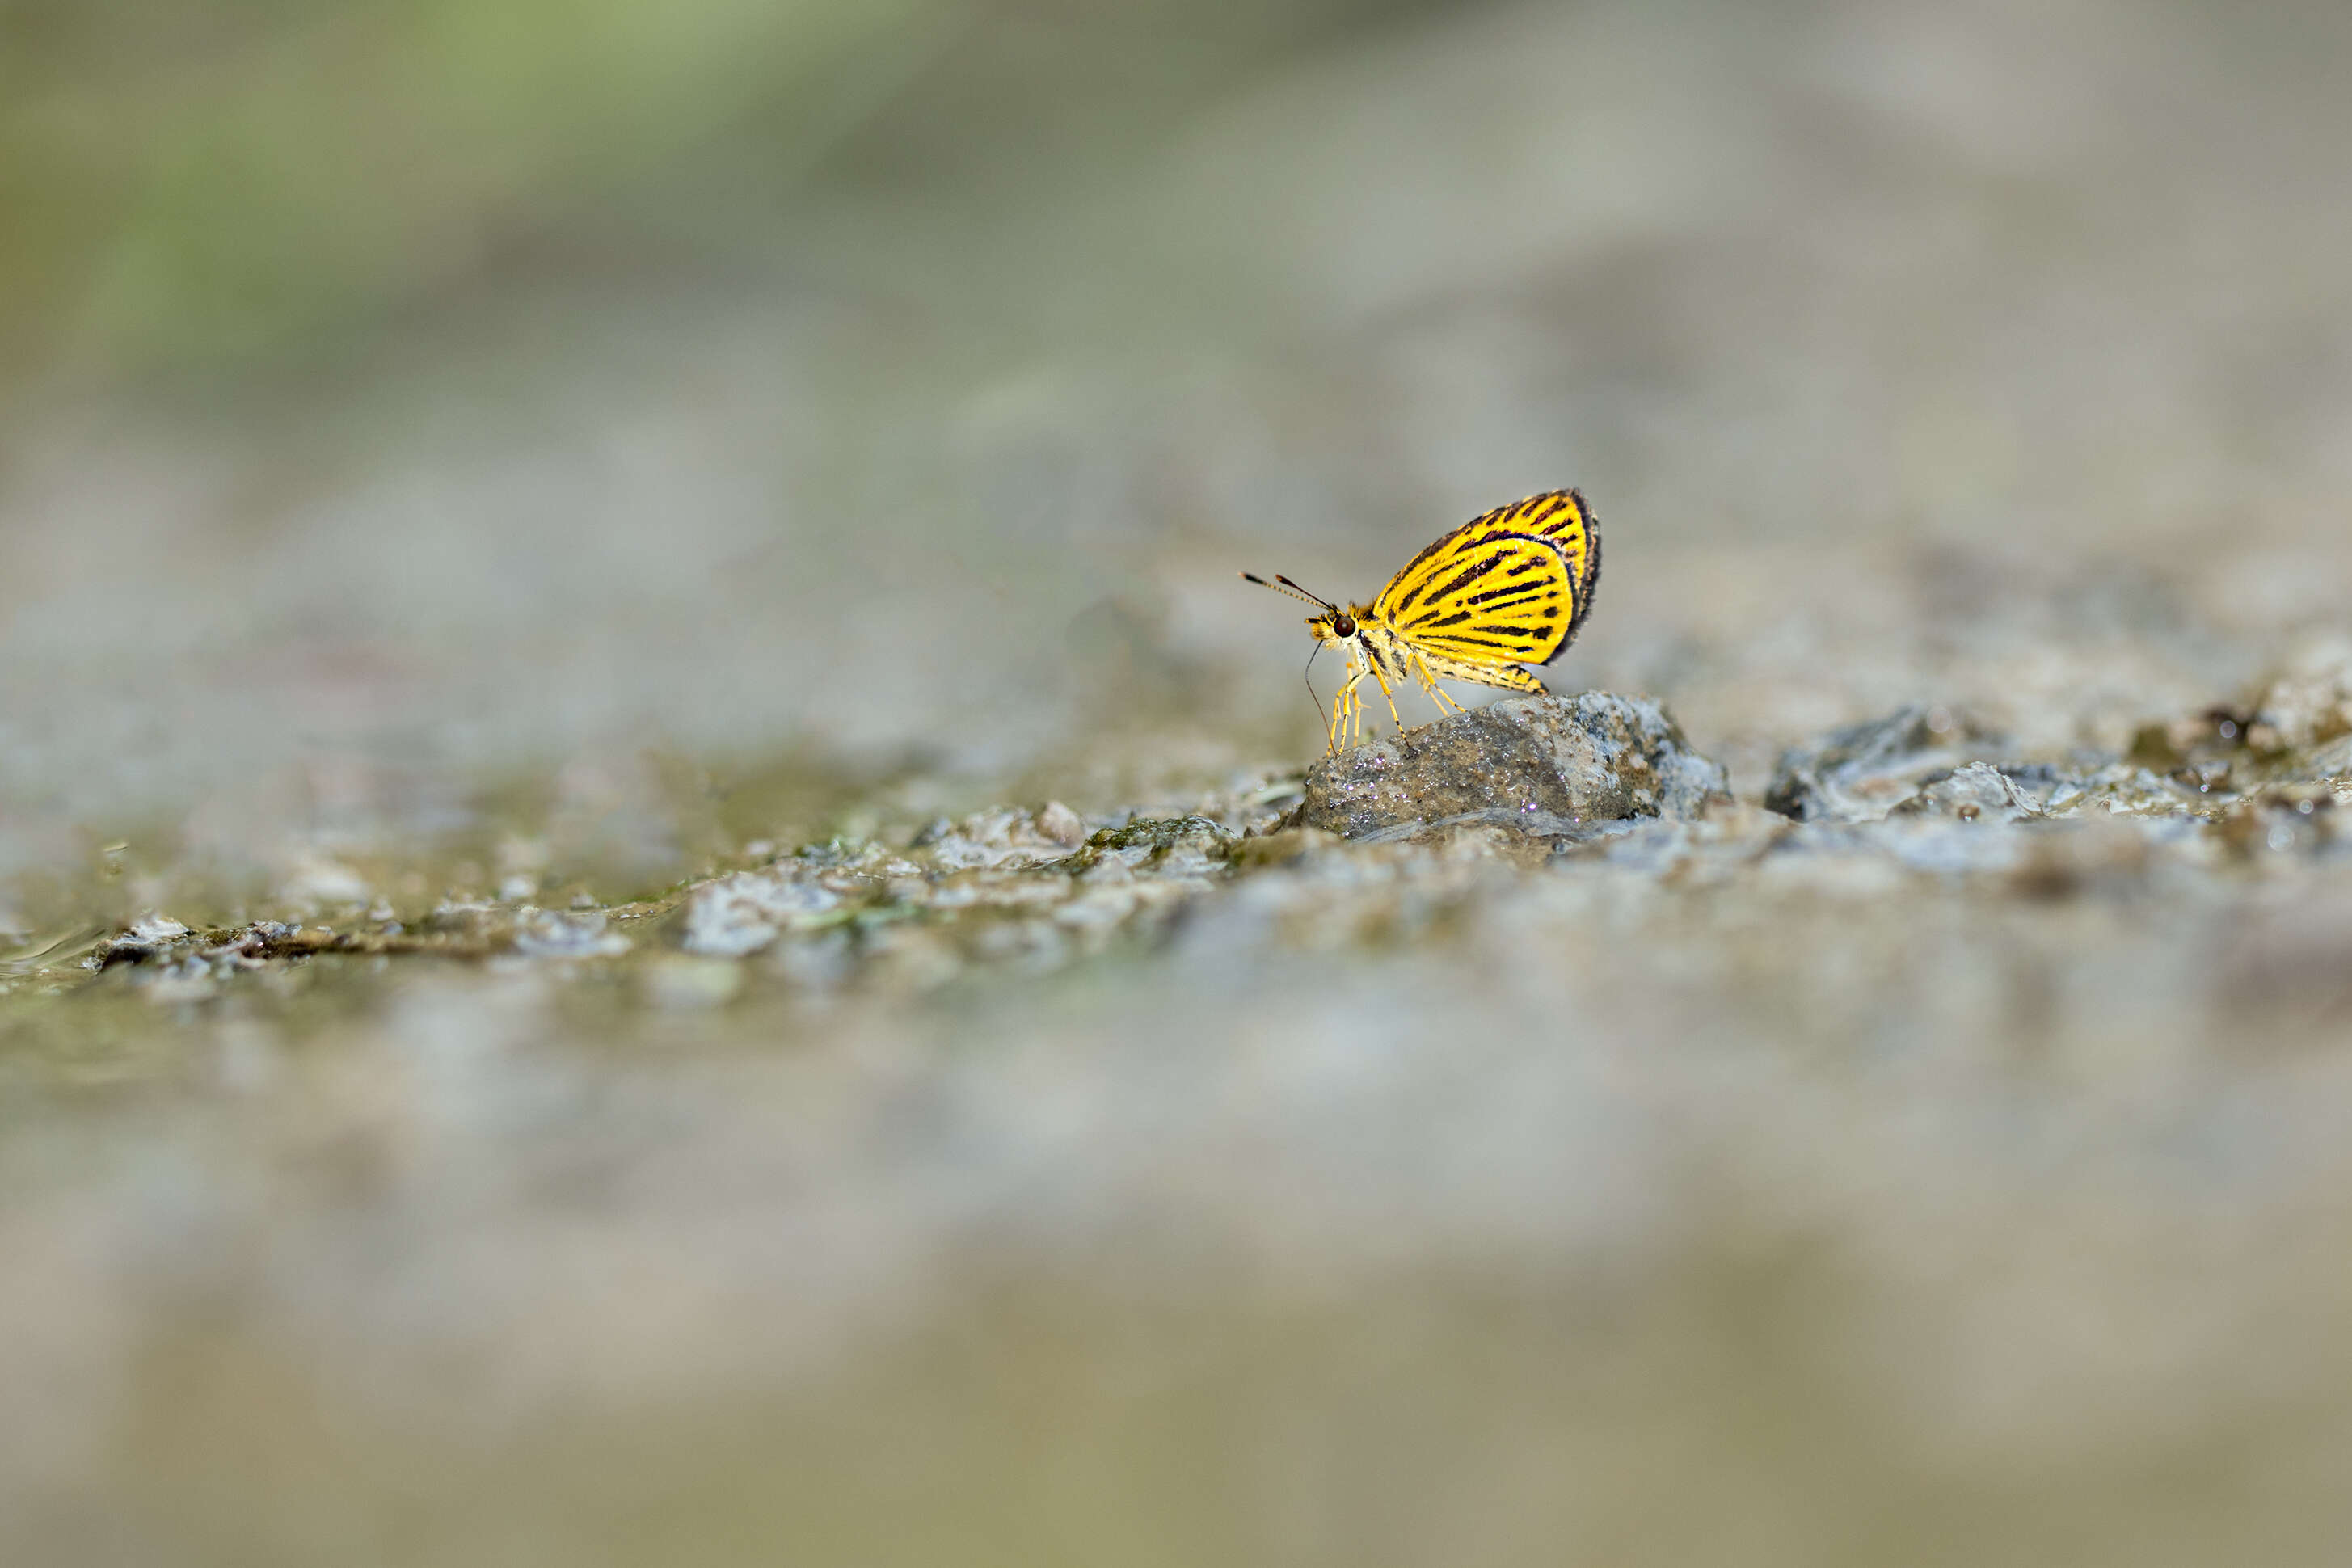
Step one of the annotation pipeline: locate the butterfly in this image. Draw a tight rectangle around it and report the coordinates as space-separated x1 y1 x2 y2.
1244 490 1600 752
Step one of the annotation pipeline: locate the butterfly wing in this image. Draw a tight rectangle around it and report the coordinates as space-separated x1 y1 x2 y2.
1372 490 1601 668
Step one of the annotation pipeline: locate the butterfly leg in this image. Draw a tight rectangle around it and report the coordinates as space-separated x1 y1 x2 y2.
1410 652 1469 715
1327 666 1363 753
1368 663 1406 736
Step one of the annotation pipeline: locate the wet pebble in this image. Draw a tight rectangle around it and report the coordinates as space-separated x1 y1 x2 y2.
512 909 630 959
1890 761 2046 824
680 871 842 958
1764 704 2002 823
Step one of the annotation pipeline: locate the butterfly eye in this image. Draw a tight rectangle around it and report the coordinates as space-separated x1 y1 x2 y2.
1332 615 1356 636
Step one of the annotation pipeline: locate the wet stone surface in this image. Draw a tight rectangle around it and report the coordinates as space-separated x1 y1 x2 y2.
1764 704 2008 823
14 671 2352 1012
1298 692 1730 841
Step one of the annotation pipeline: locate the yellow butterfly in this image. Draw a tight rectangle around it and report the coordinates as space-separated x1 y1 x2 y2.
1244 490 1601 752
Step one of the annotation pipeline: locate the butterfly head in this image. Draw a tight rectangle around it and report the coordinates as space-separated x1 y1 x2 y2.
1306 607 1359 646
1241 571 1363 645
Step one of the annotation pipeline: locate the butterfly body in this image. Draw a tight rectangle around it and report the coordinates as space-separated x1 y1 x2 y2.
1246 490 1600 752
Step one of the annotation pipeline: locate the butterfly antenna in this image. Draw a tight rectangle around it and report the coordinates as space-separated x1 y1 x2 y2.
1240 571 1336 611
1275 574 1338 610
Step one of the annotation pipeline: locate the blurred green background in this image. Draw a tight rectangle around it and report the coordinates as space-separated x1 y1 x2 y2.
6 2 2352 1563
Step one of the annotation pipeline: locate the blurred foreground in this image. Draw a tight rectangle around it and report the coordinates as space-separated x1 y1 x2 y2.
6 1 2352 1562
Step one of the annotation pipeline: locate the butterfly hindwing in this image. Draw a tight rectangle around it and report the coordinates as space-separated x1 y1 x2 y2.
1372 490 1600 668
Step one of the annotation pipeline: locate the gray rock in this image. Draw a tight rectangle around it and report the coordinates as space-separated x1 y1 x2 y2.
512 908 631 959
679 870 841 958
1298 693 1728 841
1764 704 2004 823
2289 733 2352 784
1889 761 2045 823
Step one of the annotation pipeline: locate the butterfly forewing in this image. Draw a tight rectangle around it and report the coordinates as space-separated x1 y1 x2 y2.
1372 490 1600 668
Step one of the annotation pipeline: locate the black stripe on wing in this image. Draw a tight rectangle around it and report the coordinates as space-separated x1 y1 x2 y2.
1393 533 1574 660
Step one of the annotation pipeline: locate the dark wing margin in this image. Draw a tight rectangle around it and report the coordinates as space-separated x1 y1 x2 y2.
1542 488 1600 664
